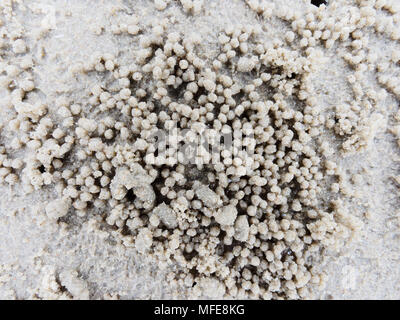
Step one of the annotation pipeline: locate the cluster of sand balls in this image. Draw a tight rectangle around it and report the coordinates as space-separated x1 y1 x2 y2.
3 0 398 299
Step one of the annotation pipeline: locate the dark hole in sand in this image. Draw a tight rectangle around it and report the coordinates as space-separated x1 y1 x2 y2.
311 0 327 7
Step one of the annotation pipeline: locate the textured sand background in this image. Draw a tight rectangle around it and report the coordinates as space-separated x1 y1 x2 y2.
0 0 399 299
